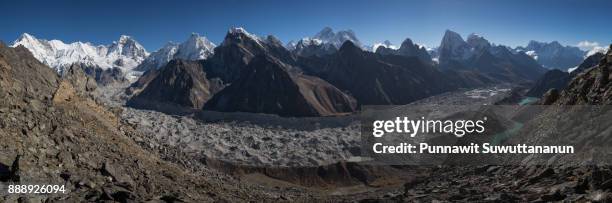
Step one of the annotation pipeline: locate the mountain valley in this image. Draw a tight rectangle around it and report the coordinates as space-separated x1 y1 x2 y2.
2 24 611 202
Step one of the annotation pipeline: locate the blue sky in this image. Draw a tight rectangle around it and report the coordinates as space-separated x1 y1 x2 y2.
0 0 610 51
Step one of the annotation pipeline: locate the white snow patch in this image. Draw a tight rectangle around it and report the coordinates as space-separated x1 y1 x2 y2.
525 50 538 60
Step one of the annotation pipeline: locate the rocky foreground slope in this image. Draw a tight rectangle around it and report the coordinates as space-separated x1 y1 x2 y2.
357 47 612 202
552 46 612 105
0 43 280 202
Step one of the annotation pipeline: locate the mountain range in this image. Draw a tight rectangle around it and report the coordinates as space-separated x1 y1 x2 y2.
514 40 586 70
375 38 432 64
12 29 601 77
526 52 605 97
438 30 547 82
11 33 148 81
9 33 217 82
287 27 364 57
127 27 499 116
7 27 603 117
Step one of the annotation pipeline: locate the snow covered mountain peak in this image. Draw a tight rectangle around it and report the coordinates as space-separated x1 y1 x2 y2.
374 37 432 63
11 33 148 76
223 27 266 48
117 35 133 43
15 33 37 43
136 33 216 71
290 27 364 56
298 38 323 47
175 32 215 60
312 27 362 49
108 35 149 61
229 27 249 35
516 40 586 69
372 40 397 52
228 27 260 40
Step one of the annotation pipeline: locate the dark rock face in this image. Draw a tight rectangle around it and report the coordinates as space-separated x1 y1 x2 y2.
438 30 473 68
0 43 60 104
473 45 546 82
128 59 222 112
438 30 546 82
125 68 160 95
204 55 357 117
523 40 585 70
539 88 560 105
555 45 612 105
81 65 127 85
526 69 570 97
1 43 246 202
571 53 605 76
61 64 97 93
205 30 296 83
375 38 432 64
301 41 464 105
526 53 606 98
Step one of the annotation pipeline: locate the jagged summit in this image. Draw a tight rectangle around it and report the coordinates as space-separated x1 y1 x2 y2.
372 40 397 52
206 27 296 82
220 27 267 48
375 37 432 63
313 27 362 48
175 32 215 60
14 33 37 43
108 35 149 60
290 27 364 57
466 33 491 50
136 32 215 71
228 27 251 35
117 35 134 43
438 30 546 81
442 30 466 44
227 27 261 41
439 30 471 61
